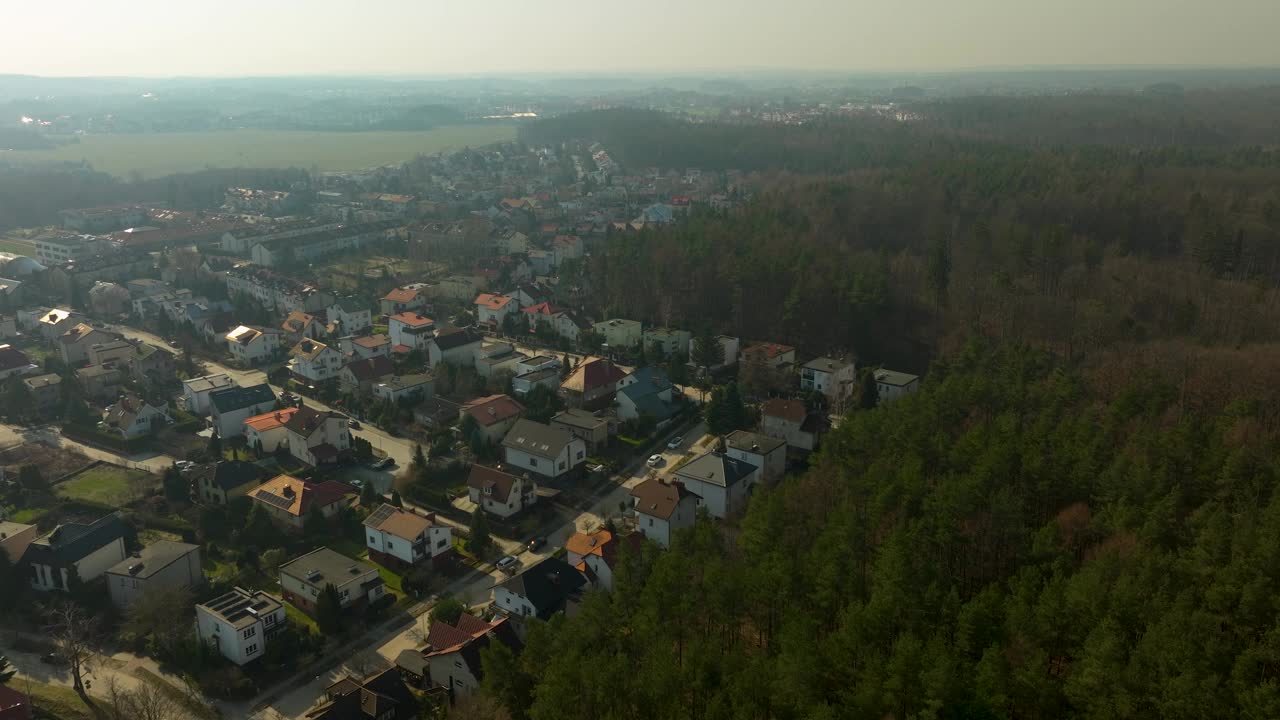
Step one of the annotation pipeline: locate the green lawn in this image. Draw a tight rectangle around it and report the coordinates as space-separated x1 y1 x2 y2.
0 238 36 255
8 506 50 523
285 602 319 634
3 125 517 179
55 465 157 505
22 680 95 720
366 556 404 594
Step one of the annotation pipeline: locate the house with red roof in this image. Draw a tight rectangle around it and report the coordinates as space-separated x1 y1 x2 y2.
0 685 33 720
250 474 355 530
398 613 521 698
560 356 626 409
564 528 642 591
474 293 515 330
466 464 538 519
243 407 300 453
461 394 525 444
380 286 427 316
387 311 435 351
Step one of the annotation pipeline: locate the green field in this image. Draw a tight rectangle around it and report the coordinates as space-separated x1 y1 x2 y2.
56 464 158 505
1 124 517 179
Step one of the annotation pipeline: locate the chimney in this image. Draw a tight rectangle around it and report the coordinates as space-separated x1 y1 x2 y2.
283 486 295 498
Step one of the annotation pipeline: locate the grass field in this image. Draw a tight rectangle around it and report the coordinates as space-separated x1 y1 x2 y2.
21 680 95 720
1 124 517 179
0 239 36 255
55 464 157 505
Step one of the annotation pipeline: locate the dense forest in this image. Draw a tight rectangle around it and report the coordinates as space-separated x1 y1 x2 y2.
478 341 1280 719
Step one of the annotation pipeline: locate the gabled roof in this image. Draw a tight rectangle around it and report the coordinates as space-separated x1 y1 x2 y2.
742 342 795 361
673 451 758 489
618 383 679 421
283 405 342 437
363 503 435 541
59 322 109 345
281 311 318 334
474 293 513 311
381 287 421 303
631 478 697 520
432 325 481 351
521 301 558 316
342 355 395 382
388 311 433 328
201 459 268 492
209 383 275 414
762 398 806 424
496 558 587 618
466 464 525 503
0 344 35 373
307 668 415 720
501 419 576 460
23 513 127 568
462 394 525 427
561 356 626 393
290 338 334 361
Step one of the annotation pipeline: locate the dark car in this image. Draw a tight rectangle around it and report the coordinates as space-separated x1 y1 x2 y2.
348 419 361 430
40 652 66 666
372 457 395 470
527 536 546 552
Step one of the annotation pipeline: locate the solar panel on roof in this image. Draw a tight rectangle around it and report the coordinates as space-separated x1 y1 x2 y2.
257 491 294 509
366 504 397 527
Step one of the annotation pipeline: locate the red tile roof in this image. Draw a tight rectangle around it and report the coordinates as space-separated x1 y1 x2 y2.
762 398 806 423
388 312 433 328
474 293 513 311
382 287 420 303
462 394 525 427
561 357 626 393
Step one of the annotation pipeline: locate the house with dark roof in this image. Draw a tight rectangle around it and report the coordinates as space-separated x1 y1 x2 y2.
0 684 32 720
403 614 521 699
724 430 788 482
559 356 626 410
196 460 268 505
501 419 587 482
466 465 537 518
325 296 372 336
57 323 118 366
104 540 203 609
492 558 587 630
426 325 482 368
284 405 350 466
305 668 417 720
875 368 921 404
23 513 129 592
670 451 760 519
0 345 38 381
550 408 610 451
630 478 699 549
760 398 825 452
339 355 397 395
279 547 385 615
209 383 277 438
250 475 355 530
616 366 681 424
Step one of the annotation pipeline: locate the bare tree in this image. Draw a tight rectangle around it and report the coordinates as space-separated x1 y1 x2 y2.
103 678 187 720
44 601 98 702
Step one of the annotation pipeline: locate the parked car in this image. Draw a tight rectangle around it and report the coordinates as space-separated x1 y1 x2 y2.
373 457 395 470
667 436 684 450
496 555 519 574
348 419 361 430
527 536 546 552
647 454 663 468
40 652 66 666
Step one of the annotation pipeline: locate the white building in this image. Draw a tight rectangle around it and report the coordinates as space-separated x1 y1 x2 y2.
642 327 692 358
372 374 433 404
325 297 372 336
387 312 436 351
474 293 515 330
465 464 538 519
426 326 482 368
243 407 299 453
501 419 586 481
225 325 285 366
565 528 638 591
25 514 128 592
284 405 350 466
195 587 286 666
209 383 277 438
630 479 698 549
801 357 857 402
592 318 643 349
670 451 760 520
35 234 102 266
182 374 236 415
101 394 170 439
724 430 788 483
279 548 384 615
104 541 203 609
875 369 920 404
287 339 343 383
363 504 453 569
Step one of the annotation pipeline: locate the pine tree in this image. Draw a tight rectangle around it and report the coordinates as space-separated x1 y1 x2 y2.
391 490 403 508
723 382 747 430
360 481 378 507
316 583 344 634
207 432 222 459
858 369 880 410
705 386 726 436
469 509 491 554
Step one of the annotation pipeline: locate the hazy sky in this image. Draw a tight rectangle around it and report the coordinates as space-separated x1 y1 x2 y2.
3 0 1279 77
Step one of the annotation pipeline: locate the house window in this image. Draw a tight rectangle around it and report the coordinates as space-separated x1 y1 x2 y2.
648 518 654 527
245 644 258 655
529 458 537 467
436 538 448 549
577 451 584 460
264 615 276 627
243 627 256 639
558 461 566 471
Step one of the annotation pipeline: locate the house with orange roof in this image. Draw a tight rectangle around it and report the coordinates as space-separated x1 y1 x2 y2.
243 406 300 453
225 325 285 366
387 311 435 351
363 504 453 569
380 286 427 316
564 528 642 591
559 356 626 410
250 475 355 530
399 613 521 698
280 310 323 341
341 333 392 360
474 293 515 330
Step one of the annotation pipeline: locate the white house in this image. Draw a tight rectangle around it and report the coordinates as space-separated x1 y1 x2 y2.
284 405 350 466
243 407 299 453
363 504 453 569
25 514 128 592
875 369 920 404
564 528 639 591
101 394 170 439
492 558 587 625
670 451 760 520
279 548 384 615
691 335 740 372
474 293 515 330
466 464 538 519
58 323 118 366
195 587 286 665
104 541 203 610
182 374 236 415
642 327 692 358
209 383 277 438
0 345 38 381
724 430 788 483
760 398 822 452
325 296 372 336
461 394 526 445
341 333 392 360
426 326 482 368
592 318 643 349
372 373 433 404
501 419 587 481
800 356 857 402
630 479 698 549
387 312 436 352
418 615 520 698
225 325 284 366
288 338 343 383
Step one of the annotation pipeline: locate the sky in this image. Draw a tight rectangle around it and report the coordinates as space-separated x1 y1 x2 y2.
3 0 1280 77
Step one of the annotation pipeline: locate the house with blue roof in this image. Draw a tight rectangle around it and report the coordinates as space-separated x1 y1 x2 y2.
616 366 681 424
